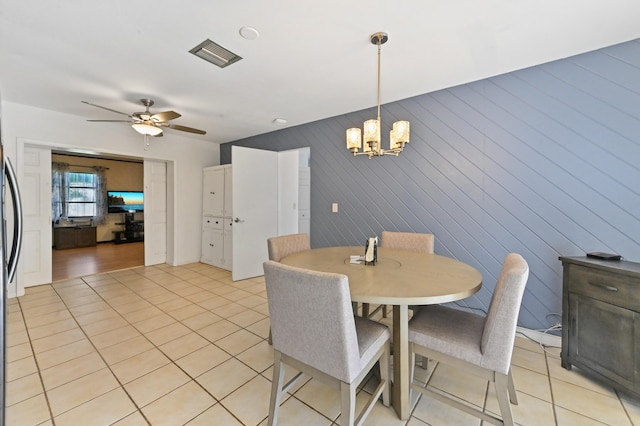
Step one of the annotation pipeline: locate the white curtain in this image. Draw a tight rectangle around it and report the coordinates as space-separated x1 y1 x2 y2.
51 161 69 222
92 166 108 225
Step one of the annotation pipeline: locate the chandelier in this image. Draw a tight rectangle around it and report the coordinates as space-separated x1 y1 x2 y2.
346 32 410 158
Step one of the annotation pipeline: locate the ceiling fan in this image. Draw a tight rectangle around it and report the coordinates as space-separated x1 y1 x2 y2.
82 99 206 147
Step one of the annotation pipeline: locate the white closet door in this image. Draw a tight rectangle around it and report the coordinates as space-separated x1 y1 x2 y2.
144 160 167 265
18 145 51 289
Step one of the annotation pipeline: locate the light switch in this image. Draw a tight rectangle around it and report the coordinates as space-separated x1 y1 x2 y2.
332 203 338 213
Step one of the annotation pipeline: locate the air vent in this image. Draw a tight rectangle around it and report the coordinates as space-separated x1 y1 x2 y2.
189 39 242 68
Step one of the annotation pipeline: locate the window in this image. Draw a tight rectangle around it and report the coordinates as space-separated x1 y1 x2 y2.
66 172 97 217
52 162 108 224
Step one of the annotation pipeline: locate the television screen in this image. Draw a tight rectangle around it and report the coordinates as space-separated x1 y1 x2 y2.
107 191 144 213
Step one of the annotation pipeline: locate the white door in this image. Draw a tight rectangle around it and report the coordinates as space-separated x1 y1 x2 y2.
144 160 167 265
19 145 52 287
277 149 299 236
298 166 311 235
232 146 278 281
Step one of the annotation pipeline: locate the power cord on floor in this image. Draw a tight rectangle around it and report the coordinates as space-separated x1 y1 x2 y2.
516 323 562 356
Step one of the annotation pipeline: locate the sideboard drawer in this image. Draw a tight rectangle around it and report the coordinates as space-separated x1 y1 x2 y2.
568 264 640 311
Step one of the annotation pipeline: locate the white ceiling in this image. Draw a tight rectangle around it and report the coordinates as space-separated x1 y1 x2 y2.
1 1 640 145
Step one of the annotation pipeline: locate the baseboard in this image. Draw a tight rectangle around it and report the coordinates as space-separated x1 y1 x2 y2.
516 326 561 348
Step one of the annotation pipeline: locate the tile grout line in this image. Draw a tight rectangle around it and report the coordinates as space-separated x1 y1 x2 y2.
83 266 265 424
14 295 57 424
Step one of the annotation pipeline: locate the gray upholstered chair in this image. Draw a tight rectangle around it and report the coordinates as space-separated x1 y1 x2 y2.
362 231 435 318
263 260 391 426
266 233 311 344
381 230 435 253
267 233 310 262
408 253 529 426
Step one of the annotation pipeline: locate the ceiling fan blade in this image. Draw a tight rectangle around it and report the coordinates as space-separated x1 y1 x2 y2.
87 119 132 122
81 101 132 118
167 124 207 135
151 111 181 122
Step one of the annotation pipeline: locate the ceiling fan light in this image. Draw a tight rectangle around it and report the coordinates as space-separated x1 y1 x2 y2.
132 123 162 136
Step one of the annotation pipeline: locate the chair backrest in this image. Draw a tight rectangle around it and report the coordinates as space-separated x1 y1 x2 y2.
267 233 311 262
480 253 529 374
381 231 434 253
263 260 362 383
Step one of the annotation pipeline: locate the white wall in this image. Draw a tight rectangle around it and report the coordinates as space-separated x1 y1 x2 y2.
1 101 219 294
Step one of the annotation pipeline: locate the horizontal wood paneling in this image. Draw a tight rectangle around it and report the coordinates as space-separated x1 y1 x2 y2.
221 39 640 331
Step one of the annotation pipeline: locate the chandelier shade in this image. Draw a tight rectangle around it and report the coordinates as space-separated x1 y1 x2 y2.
346 128 362 151
391 120 410 150
346 32 410 158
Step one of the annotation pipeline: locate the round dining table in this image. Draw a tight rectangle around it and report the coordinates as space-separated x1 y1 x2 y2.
280 246 482 420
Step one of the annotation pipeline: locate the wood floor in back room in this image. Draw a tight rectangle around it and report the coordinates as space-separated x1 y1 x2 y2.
51 241 144 282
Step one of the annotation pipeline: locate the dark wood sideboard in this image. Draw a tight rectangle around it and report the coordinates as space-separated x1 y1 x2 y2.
560 256 640 399
53 226 97 249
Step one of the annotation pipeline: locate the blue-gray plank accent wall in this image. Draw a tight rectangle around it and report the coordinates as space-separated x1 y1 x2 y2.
221 39 640 332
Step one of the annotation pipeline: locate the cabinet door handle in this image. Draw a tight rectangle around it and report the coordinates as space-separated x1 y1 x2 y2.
588 281 618 292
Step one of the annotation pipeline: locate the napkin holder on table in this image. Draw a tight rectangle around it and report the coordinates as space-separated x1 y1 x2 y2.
364 236 378 266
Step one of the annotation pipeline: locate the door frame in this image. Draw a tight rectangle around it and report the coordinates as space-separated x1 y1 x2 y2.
15 137 176 294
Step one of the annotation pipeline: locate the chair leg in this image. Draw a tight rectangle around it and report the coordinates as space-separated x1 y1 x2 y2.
362 303 370 318
380 342 390 407
382 305 387 318
495 373 515 426
268 328 273 345
409 343 416 396
416 354 428 369
507 368 518 404
340 381 356 426
268 352 285 426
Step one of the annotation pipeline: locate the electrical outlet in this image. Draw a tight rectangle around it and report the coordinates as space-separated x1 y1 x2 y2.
332 203 338 213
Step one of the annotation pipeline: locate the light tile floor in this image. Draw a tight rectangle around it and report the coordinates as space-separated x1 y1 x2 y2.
6 263 640 425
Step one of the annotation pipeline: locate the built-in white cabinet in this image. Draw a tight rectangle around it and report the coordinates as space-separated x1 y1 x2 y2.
202 167 225 217
201 217 223 266
201 148 310 278
201 165 232 270
223 217 233 270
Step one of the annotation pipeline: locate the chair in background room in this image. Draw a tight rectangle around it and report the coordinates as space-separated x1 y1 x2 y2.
362 231 435 318
266 233 311 344
408 253 529 426
263 260 391 426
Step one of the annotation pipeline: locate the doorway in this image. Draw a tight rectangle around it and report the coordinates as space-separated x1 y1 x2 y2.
51 152 146 281
19 142 171 291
